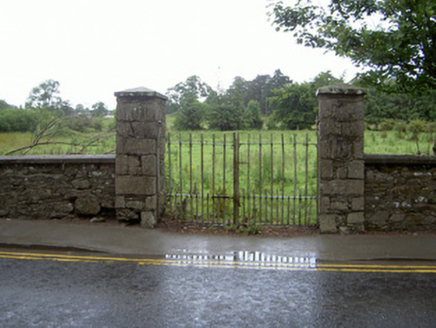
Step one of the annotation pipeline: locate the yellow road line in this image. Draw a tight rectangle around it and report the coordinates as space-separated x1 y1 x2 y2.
1 251 436 273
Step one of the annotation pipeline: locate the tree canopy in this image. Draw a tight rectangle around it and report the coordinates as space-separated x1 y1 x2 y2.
270 0 436 93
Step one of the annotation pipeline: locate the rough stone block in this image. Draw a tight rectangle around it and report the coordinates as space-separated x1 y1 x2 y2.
320 196 330 213
321 179 364 197
404 213 423 225
145 195 157 210
331 201 348 211
131 122 158 138
336 167 348 179
72 179 91 190
321 120 341 136
117 121 133 137
116 155 140 175
117 103 155 122
353 140 364 158
115 176 156 195
332 139 353 160
367 211 389 226
352 197 364 211
341 121 364 138
319 214 339 233
141 211 156 229
424 216 436 224
333 107 364 122
141 155 157 176
347 212 364 224
389 213 404 222
320 160 333 179
50 202 74 217
319 104 334 119
348 161 364 179
117 137 156 156
125 200 145 211
75 197 100 215
319 139 333 159
117 208 139 221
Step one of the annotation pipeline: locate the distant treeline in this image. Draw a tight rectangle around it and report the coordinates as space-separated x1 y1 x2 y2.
165 70 436 131
0 80 113 133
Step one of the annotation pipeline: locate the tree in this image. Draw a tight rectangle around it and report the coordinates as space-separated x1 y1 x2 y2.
0 99 16 111
245 100 264 129
165 75 213 114
270 0 436 93
173 95 207 130
208 101 245 131
269 71 341 130
26 79 63 112
207 78 250 131
0 108 37 132
270 82 316 130
75 104 90 115
4 80 115 155
246 74 271 115
91 102 109 117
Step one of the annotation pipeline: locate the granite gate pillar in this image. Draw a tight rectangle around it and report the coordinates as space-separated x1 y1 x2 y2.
114 87 167 228
317 83 366 233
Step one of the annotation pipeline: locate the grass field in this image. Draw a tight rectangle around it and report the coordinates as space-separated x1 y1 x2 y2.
1 119 433 156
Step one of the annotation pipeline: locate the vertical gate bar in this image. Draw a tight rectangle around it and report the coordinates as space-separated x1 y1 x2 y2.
233 133 240 226
304 133 309 225
242 189 246 224
293 134 297 224
247 134 251 223
308 195 313 225
217 195 221 225
189 133 193 220
212 134 216 222
258 134 262 224
270 134 273 225
281 133 285 224
206 193 210 223
276 189 279 224
201 134 204 223
264 189 268 224
287 196 290 225
174 192 178 221
179 133 183 221
168 133 172 216
195 183 199 223
252 189 257 223
223 134 226 223
298 189 302 225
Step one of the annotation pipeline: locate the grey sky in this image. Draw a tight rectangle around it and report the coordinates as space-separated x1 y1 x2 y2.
0 0 360 109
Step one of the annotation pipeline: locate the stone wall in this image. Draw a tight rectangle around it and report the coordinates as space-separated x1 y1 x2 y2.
365 155 436 231
0 155 115 220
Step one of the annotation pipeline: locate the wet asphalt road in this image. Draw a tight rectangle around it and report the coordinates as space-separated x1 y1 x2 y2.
1 251 436 328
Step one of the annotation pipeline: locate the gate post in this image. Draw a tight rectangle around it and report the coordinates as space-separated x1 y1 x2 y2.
114 87 167 228
317 83 366 233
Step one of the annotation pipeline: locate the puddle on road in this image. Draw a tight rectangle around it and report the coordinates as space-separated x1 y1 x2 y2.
164 250 317 270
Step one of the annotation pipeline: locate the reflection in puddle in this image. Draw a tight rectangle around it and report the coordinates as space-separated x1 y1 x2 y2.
165 250 317 270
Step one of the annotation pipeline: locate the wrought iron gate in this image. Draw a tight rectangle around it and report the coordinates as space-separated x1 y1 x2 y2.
165 132 318 227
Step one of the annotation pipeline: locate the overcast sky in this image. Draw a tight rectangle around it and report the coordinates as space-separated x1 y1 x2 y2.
0 0 360 109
